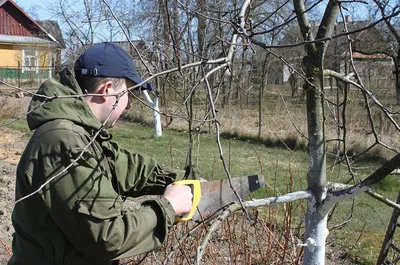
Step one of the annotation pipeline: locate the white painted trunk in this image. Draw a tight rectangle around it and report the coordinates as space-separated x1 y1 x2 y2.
142 91 162 137
153 95 162 137
302 200 329 265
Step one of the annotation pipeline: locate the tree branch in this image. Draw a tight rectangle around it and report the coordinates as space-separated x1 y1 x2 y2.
321 153 400 214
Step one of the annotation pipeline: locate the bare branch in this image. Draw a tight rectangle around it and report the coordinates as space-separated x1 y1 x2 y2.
197 190 312 262
321 153 400 214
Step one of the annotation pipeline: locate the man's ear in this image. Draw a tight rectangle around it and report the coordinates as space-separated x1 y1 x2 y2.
97 81 113 101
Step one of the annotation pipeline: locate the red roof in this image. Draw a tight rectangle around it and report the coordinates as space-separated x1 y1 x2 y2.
0 0 56 42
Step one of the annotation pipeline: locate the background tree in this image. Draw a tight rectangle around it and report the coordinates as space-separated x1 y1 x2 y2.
371 0 400 104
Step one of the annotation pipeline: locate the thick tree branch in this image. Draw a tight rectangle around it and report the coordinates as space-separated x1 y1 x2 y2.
321 153 400 214
327 182 400 210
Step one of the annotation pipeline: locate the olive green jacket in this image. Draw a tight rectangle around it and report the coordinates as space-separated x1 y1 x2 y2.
8 69 189 265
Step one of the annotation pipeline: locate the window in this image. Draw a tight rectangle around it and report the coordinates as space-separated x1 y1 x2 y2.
22 49 38 73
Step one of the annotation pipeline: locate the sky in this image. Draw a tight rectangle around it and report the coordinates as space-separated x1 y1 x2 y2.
14 0 371 23
14 0 54 20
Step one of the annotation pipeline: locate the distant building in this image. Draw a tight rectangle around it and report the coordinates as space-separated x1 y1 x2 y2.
0 0 65 86
277 16 394 90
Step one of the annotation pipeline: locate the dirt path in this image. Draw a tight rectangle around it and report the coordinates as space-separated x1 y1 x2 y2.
0 128 27 264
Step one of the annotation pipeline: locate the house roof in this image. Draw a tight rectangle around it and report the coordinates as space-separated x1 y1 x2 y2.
36 20 66 48
333 20 390 56
0 34 54 44
0 0 64 48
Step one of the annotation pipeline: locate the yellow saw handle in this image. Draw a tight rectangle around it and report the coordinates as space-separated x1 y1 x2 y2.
173 180 201 221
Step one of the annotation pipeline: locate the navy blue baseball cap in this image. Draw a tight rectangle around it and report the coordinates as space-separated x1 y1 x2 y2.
74 42 154 91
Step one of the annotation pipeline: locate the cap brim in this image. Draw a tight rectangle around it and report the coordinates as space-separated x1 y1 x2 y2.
127 74 155 91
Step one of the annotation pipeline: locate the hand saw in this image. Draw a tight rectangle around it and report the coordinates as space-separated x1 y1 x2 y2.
174 174 265 221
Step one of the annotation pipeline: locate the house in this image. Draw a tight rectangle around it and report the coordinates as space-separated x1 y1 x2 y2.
0 0 65 87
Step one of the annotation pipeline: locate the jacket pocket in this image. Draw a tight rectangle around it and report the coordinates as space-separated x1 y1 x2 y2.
76 198 122 219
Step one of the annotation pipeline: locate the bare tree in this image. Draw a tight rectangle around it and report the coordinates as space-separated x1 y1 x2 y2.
371 0 400 104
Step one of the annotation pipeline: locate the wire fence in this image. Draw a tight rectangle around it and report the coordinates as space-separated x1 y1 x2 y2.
0 65 57 89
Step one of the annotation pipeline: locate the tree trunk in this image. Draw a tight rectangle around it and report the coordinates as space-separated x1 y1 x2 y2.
160 0 171 64
293 1 340 264
258 54 269 139
143 91 162 137
303 60 327 264
394 57 400 105
172 0 180 64
197 0 206 58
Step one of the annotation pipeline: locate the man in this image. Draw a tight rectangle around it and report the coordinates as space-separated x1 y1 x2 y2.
8 42 194 265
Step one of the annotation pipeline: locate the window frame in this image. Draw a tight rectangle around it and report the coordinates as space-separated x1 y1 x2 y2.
22 49 39 73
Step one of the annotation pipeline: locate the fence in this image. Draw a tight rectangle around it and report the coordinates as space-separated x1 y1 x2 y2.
0 64 56 88
323 75 395 92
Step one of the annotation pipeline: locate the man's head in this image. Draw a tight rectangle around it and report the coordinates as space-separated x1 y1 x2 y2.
74 42 153 128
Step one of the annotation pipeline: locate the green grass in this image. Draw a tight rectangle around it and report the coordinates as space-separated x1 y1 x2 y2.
110 121 310 195
2 118 32 135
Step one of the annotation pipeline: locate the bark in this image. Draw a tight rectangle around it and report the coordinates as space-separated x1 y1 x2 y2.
172 0 180 63
293 0 340 264
394 57 400 104
377 192 400 264
259 54 269 139
143 91 162 137
160 0 171 63
197 0 207 58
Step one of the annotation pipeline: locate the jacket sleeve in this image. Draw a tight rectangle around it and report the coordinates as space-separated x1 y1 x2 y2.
36 128 176 261
101 140 196 197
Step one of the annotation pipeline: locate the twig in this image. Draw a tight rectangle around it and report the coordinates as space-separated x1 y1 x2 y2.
0 238 12 257
279 92 307 139
196 190 313 262
0 99 48 128
100 0 153 75
162 221 212 265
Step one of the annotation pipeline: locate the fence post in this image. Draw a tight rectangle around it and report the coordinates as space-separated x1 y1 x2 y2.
18 61 21 87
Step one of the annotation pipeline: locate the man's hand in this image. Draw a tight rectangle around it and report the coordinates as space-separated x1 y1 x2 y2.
163 184 193 216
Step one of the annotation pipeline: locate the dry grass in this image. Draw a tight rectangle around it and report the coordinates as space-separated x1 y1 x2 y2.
121 193 307 265
125 87 400 162
0 97 20 121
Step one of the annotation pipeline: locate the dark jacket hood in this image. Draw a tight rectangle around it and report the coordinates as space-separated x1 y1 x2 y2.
27 68 102 131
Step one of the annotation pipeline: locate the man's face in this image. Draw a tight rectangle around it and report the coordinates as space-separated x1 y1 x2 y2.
103 79 133 128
